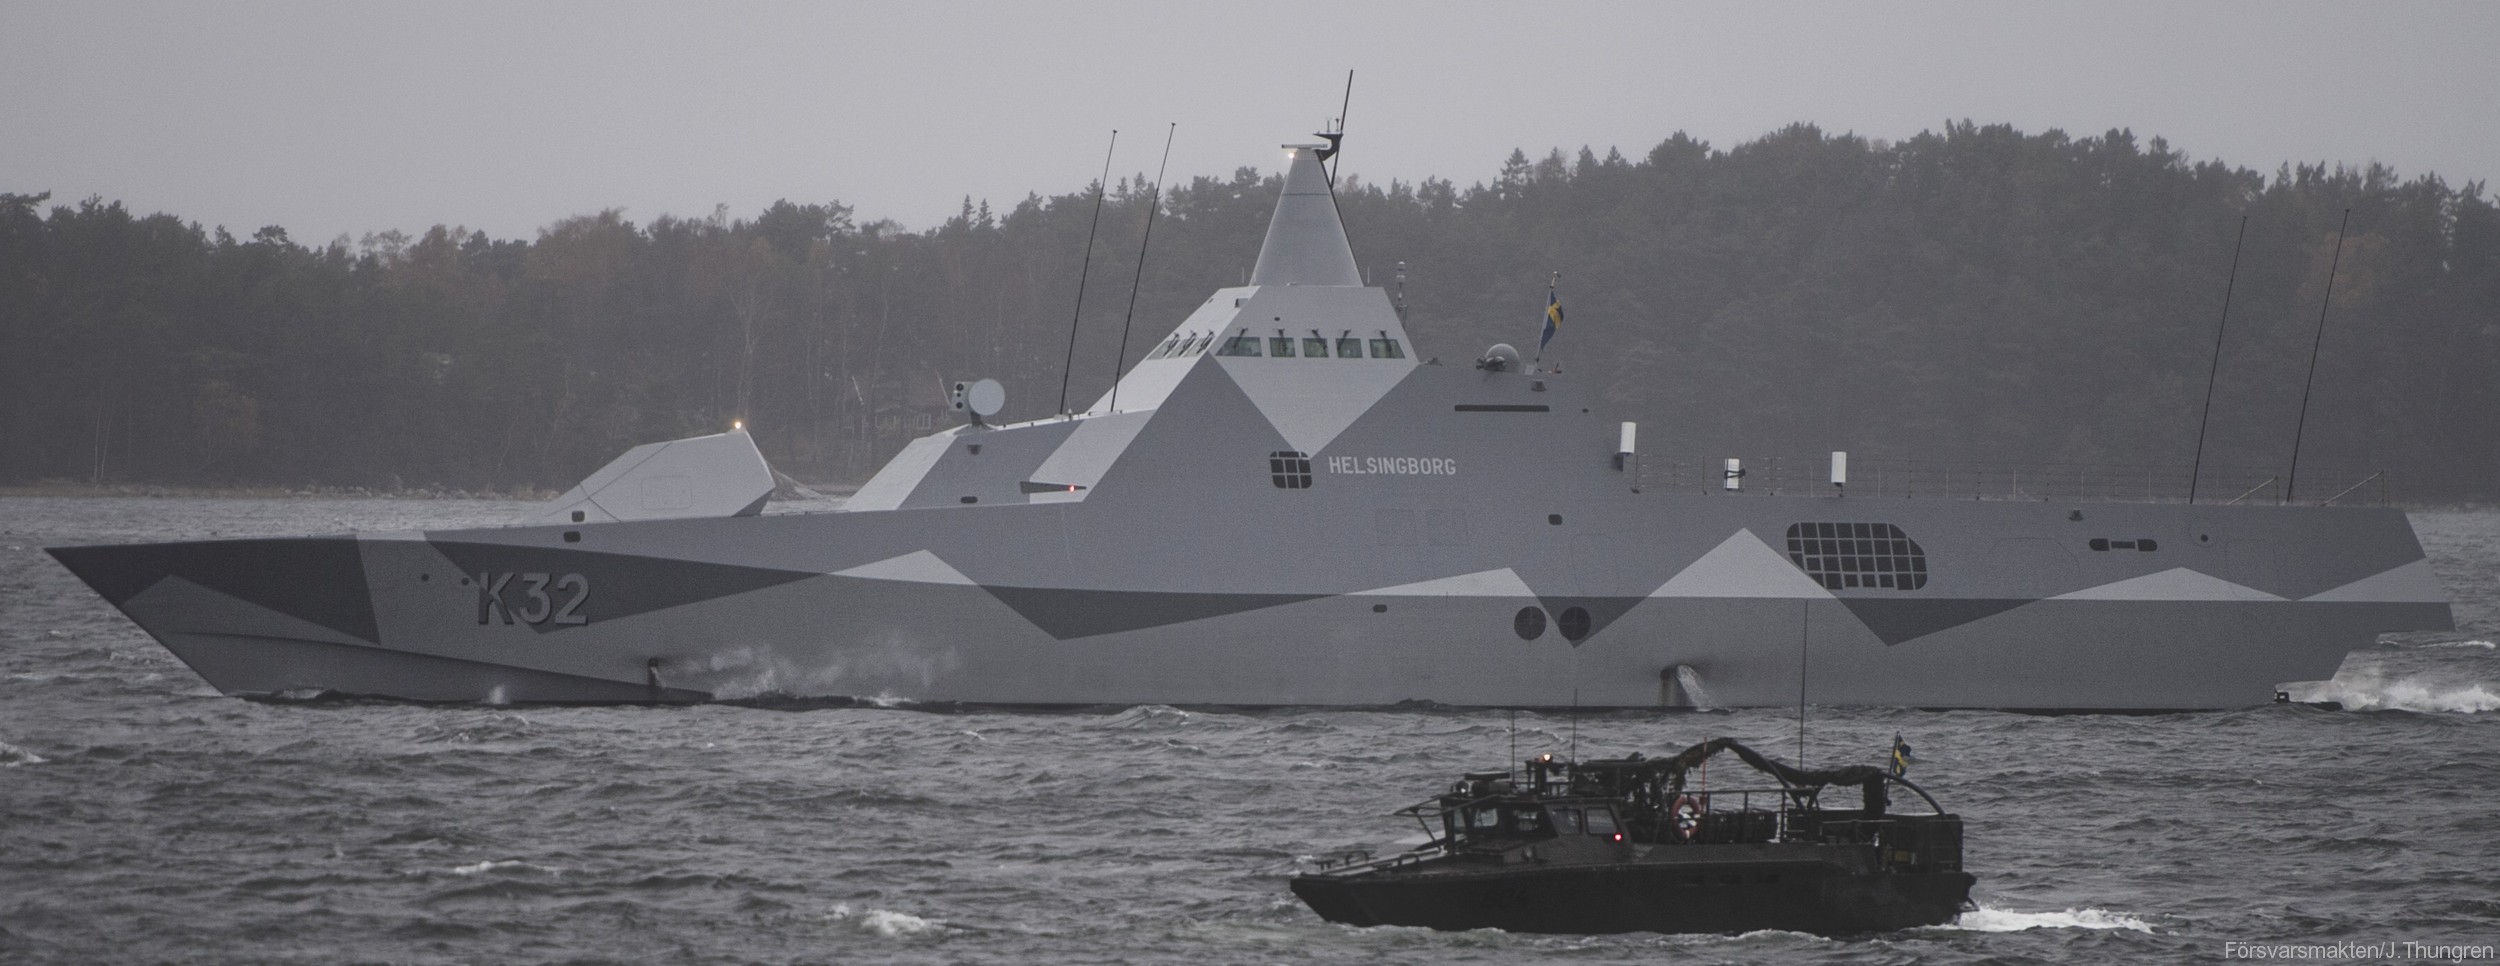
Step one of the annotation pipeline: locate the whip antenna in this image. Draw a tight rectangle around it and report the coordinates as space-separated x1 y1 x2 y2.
1797 600 1810 767
1055 130 1118 416
2188 215 2248 504
1108 123 1176 413
2286 208 2350 504
1325 69 1352 185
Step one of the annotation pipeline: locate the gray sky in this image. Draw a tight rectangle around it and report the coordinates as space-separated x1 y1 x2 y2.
6 1 2495 244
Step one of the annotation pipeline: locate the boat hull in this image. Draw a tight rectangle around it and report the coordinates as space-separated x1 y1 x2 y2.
1290 844 1975 935
46 490 2452 708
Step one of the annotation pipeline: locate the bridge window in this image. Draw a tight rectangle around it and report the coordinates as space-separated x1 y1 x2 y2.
1269 336 1296 357
1337 337 1364 358
1303 336 1329 358
1369 336 1406 359
1145 334 1179 360
1216 335 1262 357
1185 332 1211 356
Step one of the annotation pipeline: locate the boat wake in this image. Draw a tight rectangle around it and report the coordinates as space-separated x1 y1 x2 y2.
2293 669 2500 713
1940 905 2153 933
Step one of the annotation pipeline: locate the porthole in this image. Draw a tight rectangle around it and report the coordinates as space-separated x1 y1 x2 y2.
1372 603 1388 614
563 531 581 543
1558 607 1592 642
960 496 979 504
1547 514 1563 526
1513 607 1547 640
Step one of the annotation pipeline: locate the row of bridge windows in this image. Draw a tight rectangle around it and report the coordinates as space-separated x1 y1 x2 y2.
1144 329 1405 361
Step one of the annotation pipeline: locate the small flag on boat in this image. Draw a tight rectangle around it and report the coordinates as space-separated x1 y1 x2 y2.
1888 732 1914 777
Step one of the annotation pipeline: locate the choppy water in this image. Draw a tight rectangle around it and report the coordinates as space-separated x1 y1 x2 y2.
2 498 2495 965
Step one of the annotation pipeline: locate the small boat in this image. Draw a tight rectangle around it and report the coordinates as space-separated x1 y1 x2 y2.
1289 737 1975 935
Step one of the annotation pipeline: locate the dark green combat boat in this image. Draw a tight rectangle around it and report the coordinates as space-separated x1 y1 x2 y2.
1290 737 1975 936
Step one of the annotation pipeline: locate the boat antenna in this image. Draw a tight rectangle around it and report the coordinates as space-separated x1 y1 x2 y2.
1796 600 1810 768
1568 687 1579 765
2187 215 2248 504
1508 708 1518 782
1056 129 1118 417
1107 122 1175 414
2285 207 2350 505
1322 69 1353 186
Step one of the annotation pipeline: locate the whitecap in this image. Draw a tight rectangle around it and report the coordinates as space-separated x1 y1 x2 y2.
2420 639 2495 650
826 903 947 938
0 742 46 767
1945 905 2154 933
858 909 943 938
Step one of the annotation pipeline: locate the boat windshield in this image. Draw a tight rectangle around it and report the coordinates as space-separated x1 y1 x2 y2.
1453 804 1555 841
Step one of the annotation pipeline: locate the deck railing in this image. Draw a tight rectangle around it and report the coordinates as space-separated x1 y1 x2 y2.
1632 456 2392 506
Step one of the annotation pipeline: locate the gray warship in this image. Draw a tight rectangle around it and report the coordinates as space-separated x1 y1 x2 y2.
48 139 2454 709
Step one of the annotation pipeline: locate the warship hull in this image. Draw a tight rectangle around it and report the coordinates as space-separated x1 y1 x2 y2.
45 462 2450 709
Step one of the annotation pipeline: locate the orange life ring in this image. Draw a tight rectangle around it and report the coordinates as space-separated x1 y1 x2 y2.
1670 794 1707 842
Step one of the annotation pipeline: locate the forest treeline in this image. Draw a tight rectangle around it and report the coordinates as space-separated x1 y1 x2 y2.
3 121 2495 499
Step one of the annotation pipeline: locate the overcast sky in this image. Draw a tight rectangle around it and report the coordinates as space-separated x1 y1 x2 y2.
6 1 2495 245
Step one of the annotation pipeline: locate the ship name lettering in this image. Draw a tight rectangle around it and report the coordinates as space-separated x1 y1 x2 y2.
1325 455 1457 476
477 572 591 626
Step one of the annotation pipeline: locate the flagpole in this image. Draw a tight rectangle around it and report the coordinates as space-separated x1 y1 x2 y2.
1534 271 1560 365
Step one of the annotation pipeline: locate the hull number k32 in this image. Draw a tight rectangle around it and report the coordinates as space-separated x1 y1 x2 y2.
476 572 590 625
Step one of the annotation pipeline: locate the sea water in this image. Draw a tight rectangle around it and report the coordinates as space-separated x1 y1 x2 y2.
2 499 2494 965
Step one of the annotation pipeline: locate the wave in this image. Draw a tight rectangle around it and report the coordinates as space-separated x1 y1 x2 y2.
1943 905 2154 933
0 741 45 767
414 713 535 744
826 902 948 939
447 859 555 876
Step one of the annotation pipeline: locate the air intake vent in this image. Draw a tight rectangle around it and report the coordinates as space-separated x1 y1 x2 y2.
1784 522 1927 590
1269 451 1313 489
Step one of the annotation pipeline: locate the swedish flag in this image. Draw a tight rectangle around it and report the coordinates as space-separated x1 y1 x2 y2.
1888 732 1915 777
1539 289 1563 353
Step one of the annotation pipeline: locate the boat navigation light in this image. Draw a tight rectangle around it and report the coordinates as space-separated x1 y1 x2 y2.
733 419 744 431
